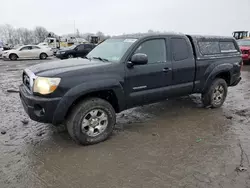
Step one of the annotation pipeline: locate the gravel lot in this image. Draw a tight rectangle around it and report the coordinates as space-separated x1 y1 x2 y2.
1 58 250 188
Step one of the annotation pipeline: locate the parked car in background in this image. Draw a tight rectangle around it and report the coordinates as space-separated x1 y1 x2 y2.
2 45 53 60
20 34 242 145
237 39 250 64
55 43 95 59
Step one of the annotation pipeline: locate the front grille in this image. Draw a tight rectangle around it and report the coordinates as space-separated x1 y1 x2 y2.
242 50 250 55
23 72 31 91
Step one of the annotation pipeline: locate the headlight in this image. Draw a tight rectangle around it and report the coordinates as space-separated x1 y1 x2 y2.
33 77 61 95
60 51 65 54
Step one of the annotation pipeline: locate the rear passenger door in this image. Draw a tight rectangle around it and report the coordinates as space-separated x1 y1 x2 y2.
170 37 196 95
30 46 41 58
125 38 172 107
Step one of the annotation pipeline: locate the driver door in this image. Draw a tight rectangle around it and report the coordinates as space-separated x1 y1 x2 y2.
125 38 172 108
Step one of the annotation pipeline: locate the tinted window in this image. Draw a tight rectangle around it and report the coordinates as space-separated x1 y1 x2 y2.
77 45 85 50
32 46 40 49
20 46 32 51
171 38 189 61
134 39 166 64
219 42 237 53
198 42 220 55
85 44 94 49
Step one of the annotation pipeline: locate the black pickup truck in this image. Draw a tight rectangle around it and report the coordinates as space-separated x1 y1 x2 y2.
19 33 242 145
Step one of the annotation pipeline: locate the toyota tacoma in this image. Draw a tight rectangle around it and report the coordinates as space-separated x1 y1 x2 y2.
19 33 242 145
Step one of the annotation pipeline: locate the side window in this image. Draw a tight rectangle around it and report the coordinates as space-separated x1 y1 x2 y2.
198 42 220 55
20 46 32 51
32 46 40 49
171 38 189 61
219 42 237 53
77 45 85 50
134 39 166 64
85 44 94 49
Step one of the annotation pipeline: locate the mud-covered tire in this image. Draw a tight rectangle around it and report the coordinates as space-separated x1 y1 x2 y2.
40 53 47 60
66 98 116 145
9 53 18 61
202 78 228 108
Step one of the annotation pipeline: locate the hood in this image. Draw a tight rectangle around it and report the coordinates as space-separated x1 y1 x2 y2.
27 58 112 77
2 49 14 53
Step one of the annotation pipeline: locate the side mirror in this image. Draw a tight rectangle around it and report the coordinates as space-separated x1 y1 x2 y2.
129 53 148 67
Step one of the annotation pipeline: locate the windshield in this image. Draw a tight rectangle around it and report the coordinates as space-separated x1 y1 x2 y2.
237 40 250 46
86 38 137 62
68 45 77 50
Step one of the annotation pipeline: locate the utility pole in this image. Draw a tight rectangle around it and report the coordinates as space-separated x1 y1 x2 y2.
74 20 76 36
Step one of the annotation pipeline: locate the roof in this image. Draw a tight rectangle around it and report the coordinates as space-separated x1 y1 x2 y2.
112 32 185 39
188 35 236 41
112 33 235 41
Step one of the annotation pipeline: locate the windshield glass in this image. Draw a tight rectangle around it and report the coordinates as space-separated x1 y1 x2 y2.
237 40 250 46
87 38 137 62
68 45 77 50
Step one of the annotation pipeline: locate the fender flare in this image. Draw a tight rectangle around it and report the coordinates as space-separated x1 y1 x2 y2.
202 63 233 92
52 79 125 124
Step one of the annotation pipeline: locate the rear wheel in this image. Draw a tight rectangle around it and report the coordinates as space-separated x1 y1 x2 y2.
40 53 48 60
66 98 116 145
9 54 18 61
202 78 228 108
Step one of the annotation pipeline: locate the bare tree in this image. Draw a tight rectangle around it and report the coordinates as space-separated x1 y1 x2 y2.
16 28 34 45
34 26 49 43
0 24 17 45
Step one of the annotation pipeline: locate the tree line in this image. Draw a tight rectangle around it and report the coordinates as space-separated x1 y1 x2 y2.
0 24 110 46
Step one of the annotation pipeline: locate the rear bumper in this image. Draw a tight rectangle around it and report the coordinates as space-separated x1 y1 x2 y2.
19 84 61 124
242 54 250 61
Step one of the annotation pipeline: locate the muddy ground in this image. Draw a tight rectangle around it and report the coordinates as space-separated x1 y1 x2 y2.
0 58 250 188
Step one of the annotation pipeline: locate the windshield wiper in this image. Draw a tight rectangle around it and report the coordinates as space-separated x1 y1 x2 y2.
92 57 109 62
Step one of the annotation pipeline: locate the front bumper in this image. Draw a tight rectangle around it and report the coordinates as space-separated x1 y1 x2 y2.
242 54 250 61
55 53 67 59
19 84 61 124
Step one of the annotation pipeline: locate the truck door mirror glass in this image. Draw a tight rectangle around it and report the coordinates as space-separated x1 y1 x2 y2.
130 53 148 65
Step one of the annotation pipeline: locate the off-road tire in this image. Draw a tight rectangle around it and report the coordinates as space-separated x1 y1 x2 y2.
40 53 48 60
202 78 228 108
9 53 18 61
66 98 116 145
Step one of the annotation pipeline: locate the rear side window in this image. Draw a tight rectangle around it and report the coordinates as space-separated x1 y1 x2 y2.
198 42 220 55
171 38 189 61
219 42 237 53
32 46 40 49
198 41 238 55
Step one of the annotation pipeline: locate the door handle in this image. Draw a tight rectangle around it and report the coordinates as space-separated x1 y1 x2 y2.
162 67 171 72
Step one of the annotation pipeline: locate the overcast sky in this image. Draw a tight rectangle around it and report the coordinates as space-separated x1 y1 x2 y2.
0 0 249 36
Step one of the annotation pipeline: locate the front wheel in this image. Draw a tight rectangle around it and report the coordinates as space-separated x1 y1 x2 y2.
40 53 48 60
9 54 18 61
66 98 116 145
202 78 228 108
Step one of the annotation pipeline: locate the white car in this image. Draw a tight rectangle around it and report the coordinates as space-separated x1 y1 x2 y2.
2 45 53 60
